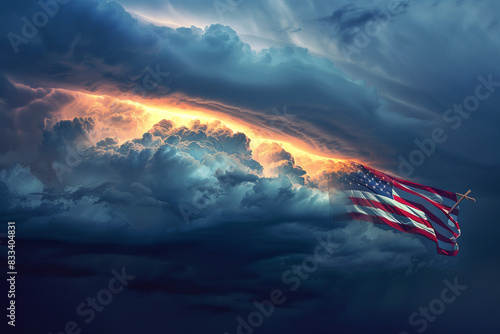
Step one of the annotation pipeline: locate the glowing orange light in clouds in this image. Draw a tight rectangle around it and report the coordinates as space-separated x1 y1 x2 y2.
55 89 354 176
141 102 351 175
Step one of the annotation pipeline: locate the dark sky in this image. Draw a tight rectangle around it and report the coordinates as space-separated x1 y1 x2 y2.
0 0 499 333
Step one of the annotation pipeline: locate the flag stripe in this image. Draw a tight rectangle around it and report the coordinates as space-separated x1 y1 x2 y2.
346 210 459 252
391 195 459 244
364 166 458 209
338 163 462 256
345 190 428 221
346 200 435 235
403 184 457 209
346 211 458 252
346 210 437 242
386 172 458 202
392 182 460 236
345 192 458 246
345 190 432 228
401 184 460 220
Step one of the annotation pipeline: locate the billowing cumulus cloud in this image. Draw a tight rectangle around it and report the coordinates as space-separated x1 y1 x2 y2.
1 115 440 333
253 142 306 184
1 115 440 334
0 0 401 162
1 112 436 255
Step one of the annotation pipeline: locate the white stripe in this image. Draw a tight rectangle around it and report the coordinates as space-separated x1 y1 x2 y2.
393 194 459 240
437 238 459 251
402 184 457 209
345 190 427 220
447 215 459 229
407 187 461 226
394 185 461 236
345 206 458 252
346 190 457 240
344 205 436 236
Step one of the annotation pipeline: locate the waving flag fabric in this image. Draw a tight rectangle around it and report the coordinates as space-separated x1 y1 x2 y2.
336 163 461 256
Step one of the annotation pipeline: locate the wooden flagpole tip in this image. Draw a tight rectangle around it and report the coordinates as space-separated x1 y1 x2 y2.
449 190 476 214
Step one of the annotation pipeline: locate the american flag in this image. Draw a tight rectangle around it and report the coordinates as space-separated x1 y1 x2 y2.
334 163 461 256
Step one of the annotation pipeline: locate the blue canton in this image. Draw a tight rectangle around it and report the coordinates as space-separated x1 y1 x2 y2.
340 166 393 199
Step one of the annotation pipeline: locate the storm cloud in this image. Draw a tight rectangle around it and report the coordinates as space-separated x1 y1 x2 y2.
1 1 499 333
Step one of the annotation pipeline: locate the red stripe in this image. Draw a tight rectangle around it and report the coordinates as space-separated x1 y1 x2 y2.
449 206 459 216
348 196 434 229
437 248 459 256
351 164 460 256
348 213 458 256
392 182 460 237
393 195 460 238
349 163 460 235
348 212 437 242
419 200 459 216
432 202 458 214
389 175 457 202
361 165 459 215
362 165 457 202
348 197 456 246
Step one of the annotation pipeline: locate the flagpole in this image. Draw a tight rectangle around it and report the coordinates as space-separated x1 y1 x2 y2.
456 192 476 202
449 190 475 213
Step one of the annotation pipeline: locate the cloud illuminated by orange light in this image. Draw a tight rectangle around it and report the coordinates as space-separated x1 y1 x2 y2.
48 88 354 177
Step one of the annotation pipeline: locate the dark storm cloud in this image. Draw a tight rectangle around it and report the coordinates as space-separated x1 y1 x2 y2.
0 0 399 161
0 115 441 334
0 74 76 160
0 116 432 263
0 74 47 109
1 1 499 333
318 4 383 44
316 0 410 53
103 0 500 180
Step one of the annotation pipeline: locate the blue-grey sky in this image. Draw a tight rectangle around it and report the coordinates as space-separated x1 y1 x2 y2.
0 1 499 333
